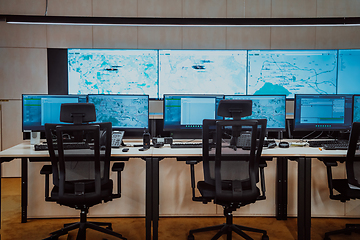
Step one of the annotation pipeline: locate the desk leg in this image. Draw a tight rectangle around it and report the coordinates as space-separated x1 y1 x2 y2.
145 157 160 240
276 157 288 220
0 161 2 229
298 157 311 240
145 157 153 240
21 157 28 223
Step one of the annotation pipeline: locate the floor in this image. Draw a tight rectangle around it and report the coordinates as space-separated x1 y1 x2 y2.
1 178 360 240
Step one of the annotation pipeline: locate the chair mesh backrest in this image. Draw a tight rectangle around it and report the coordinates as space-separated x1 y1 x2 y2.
45 122 112 204
202 119 267 203
347 122 360 188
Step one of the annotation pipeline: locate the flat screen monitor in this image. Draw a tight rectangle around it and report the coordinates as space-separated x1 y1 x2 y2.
353 95 360 123
225 95 286 131
87 94 149 131
247 50 338 98
159 50 247 97
294 94 353 131
22 94 87 132
163 94 224 131
337 49 360 94
68 49 159 98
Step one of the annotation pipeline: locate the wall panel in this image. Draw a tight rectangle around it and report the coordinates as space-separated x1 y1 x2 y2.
138 27 182 49
245 0 272 18
92 0 137 17
93 26 138 49
183 27 226 49
183 0 226 18
138 0 182 17
226 27 271 49
46 25 93 48
270 27 316 49
46 0 92 16
317 0 360 17
0 0 45 15
0 48 47 100
316 27 360 49
0 22 46 48
272 0 316 18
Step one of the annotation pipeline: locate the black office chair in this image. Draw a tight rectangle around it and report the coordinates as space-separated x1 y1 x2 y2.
187 100 269 240
322 121 360 240
41 103 127 240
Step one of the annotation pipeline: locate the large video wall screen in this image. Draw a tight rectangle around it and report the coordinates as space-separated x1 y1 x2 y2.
67 49 360 99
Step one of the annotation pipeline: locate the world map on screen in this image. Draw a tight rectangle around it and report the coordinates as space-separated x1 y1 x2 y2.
159 50 247 97
247 50 338 98
68 49 158 98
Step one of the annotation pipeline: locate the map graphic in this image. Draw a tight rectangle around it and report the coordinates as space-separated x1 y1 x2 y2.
247 50 338 98
338 49 360 94
353 96 360 122
226 96 286 129
88 96 149 129
159 50 247 97
68 49 158 98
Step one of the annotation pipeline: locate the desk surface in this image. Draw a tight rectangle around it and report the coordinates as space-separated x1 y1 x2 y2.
0 140 348 159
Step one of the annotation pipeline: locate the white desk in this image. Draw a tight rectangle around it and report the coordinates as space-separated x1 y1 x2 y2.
0 141 348 240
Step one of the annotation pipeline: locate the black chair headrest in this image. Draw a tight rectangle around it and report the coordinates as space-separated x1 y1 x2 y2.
60 103 96 124
217 100 252 120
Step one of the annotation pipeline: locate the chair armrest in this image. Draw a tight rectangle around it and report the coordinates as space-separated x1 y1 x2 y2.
112 162 125 198
112 162 125 172
186 159 208 203
40 165 52 201
40 165 52 175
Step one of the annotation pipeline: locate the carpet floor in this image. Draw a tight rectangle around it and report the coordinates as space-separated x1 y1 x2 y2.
1 178 360 240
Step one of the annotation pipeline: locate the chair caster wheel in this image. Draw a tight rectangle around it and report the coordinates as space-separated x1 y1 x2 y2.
262 234 269 240
188 233 195 240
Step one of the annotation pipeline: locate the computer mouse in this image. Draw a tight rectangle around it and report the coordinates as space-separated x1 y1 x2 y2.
122 148 129 152
278 141 290 148
268 142 277 148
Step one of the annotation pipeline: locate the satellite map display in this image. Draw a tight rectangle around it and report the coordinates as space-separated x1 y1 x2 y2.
159 50 247 97
353 96 360 122
247 50 338 98
338 49 360 94
88 95 149 129
68 49 158 98
225 95 286 130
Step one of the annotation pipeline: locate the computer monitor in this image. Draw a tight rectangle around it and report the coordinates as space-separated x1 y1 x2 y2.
159 50 247 97
225 95 286 131
22 94 87 132
163 94 224 133
87 94 149 131
68 49 159 98
338 49 360 94
353 95 360 123
247 50 338 98
294 94 353 131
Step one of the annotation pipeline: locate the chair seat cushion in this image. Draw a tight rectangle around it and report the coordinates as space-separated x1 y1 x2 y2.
197 181 260 206
51 179 113 207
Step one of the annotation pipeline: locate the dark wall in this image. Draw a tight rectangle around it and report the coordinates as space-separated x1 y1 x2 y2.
47 48 68 95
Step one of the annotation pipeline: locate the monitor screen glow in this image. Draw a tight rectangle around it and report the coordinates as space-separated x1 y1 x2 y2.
163 94 223 131
22 94 87 132
87 94 149 130
294 94 353 131
225 95 286 131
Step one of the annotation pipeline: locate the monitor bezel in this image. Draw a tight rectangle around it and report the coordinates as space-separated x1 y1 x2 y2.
87 94 150 131
293 94 353 131
224 95 287 131
163 94 224 132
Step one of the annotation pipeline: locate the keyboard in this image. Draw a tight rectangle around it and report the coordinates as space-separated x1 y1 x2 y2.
322 143 349 150
34 142 90 151
170 142 202 148
308 139 347 148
